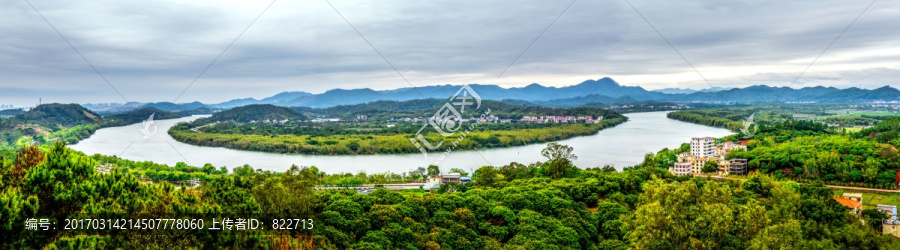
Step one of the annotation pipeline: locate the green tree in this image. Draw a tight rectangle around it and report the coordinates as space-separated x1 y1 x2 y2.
253 165 320 218
449 168 468 177
201 163 216 174
748 220 803 249
541 142 577 179
474 166 497 187
233 164 255 176
702 160 719 173
427 164 440 176
862 208 890 232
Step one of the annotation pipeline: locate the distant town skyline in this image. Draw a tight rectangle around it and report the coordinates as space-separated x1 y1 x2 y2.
2 0 898 107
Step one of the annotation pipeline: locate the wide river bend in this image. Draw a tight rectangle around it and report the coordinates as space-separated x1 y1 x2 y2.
71 111 733 173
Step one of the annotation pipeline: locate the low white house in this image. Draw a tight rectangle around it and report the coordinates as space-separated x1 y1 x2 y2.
424 173 462 190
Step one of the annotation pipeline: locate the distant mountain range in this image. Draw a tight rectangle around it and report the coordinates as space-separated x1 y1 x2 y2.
650 87 728 94
80 77 900 112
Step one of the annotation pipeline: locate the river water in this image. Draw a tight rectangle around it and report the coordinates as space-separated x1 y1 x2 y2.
70 111 733 174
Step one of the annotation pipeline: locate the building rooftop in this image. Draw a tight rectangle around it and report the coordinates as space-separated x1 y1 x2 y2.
884 219 900 225
833 197 862 209
430 173 461 178
843 193 863 198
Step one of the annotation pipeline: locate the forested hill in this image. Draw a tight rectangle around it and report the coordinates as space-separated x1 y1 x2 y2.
1 104 103 149
300 99 447 116
295 99 626 121
0 109 23 117
13 103 100 127
0 104 190 150
103 107 191 126
9 104 188 128
205 104 307 123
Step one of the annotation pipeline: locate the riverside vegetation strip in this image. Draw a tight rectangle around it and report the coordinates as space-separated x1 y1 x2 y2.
167 103 627 155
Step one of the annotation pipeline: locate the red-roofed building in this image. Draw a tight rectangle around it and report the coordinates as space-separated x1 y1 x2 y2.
895 171 900 187
834 197 862 214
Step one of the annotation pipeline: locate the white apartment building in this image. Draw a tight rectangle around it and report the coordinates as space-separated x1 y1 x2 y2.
690 137 716 158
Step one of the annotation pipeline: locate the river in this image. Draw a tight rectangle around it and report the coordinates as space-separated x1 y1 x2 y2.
70 111 733 173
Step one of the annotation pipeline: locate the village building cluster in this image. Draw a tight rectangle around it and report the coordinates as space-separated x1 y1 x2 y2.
390 115 601 124
519 115 601 124
669 137 749 176
258 119 292 125
242 114 604 125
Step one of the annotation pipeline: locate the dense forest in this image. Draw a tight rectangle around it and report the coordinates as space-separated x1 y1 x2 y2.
1 142 898 248
0 108 24 117
200 104 307 123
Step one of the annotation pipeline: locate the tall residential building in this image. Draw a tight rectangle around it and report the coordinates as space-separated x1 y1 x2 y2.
691 137 716 158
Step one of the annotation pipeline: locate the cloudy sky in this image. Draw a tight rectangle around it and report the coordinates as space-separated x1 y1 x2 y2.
1 0 898 107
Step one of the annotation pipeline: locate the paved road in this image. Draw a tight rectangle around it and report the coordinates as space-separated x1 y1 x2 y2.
706 175 900 193
822 185 900 193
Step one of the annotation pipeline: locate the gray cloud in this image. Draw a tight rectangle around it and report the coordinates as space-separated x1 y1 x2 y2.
1 0 898 107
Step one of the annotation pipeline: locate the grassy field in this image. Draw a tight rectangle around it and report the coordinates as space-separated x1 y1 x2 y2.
833 189 900 210
844 126 868 133
825 110 899 116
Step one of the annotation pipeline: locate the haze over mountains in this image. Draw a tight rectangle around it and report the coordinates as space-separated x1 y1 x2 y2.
651 87 730 94
78 77 900 112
